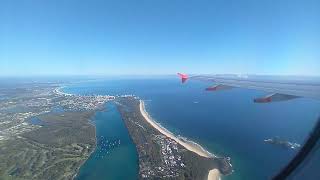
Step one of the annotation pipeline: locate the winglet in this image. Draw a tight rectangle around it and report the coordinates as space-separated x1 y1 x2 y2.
254 96 272 103
177 73 188 83
206 85 233 91
253 93 299 103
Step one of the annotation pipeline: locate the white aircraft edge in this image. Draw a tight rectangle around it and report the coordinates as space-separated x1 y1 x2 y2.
177 73 320 103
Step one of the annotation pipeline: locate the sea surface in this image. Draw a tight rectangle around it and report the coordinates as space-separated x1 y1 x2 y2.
64 77 320 180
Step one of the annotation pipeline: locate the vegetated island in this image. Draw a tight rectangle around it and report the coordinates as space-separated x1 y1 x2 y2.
115 97 233 180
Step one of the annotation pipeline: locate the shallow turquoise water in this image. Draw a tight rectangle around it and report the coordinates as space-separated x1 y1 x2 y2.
76 103 138 180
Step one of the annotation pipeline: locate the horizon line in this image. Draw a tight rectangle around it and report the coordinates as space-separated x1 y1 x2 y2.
1 73 320 78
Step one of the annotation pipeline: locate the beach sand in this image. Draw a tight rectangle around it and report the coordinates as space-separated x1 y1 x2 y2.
139 100 221 180
208 169 221 180
54 87 73 96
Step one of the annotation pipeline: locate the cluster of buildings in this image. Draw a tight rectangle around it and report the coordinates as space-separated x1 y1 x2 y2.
1 122 40 140
0 112 43 141
152 134 185 178
58 95 114 111
0 86 116 142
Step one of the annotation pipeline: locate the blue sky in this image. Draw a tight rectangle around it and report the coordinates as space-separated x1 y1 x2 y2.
1 0 319 76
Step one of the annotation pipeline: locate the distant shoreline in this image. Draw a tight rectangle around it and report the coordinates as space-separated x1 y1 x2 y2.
54 86 74 96
73 116 97 180
139 100 221 180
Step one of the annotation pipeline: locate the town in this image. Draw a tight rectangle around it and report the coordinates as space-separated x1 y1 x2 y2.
0 83 114 179
0 84 114 142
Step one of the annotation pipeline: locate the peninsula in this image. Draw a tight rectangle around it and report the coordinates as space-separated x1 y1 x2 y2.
116 97 233 180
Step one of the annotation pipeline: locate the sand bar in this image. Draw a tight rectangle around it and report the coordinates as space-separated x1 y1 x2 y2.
208 169 221 180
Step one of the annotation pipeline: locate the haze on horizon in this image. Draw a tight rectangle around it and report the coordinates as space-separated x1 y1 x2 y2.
1 0 319 77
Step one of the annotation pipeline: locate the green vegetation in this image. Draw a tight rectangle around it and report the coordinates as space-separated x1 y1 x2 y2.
116 97 232 180
0 112 96 180
0 83 112 180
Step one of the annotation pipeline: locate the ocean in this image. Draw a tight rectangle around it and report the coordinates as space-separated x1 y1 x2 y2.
64 77 320 180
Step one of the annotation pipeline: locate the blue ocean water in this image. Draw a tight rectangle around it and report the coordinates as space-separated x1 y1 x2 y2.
64 77 320 180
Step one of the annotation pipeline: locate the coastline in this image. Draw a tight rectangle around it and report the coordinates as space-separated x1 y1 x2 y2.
54 86 98 180
208 169 221 180
73 117 97 180
139 100 221 180
54 86 74 96
57 84 224 180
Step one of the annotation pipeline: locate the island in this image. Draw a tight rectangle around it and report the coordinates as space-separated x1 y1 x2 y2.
264 136 301 150
115 97 233 180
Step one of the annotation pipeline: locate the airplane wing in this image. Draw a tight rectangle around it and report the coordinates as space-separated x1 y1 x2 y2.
177 73 320 103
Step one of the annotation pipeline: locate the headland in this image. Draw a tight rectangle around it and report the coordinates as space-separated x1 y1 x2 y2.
116 97 233 180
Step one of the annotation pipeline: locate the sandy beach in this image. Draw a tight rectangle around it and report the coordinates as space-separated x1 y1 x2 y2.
139 100 221 180
208 169 221 180
54 87 73 96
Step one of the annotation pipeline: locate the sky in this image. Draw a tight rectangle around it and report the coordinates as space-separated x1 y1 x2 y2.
0 0 319 76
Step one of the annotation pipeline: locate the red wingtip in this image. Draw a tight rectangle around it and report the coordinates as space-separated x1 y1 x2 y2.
177 73 188 83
